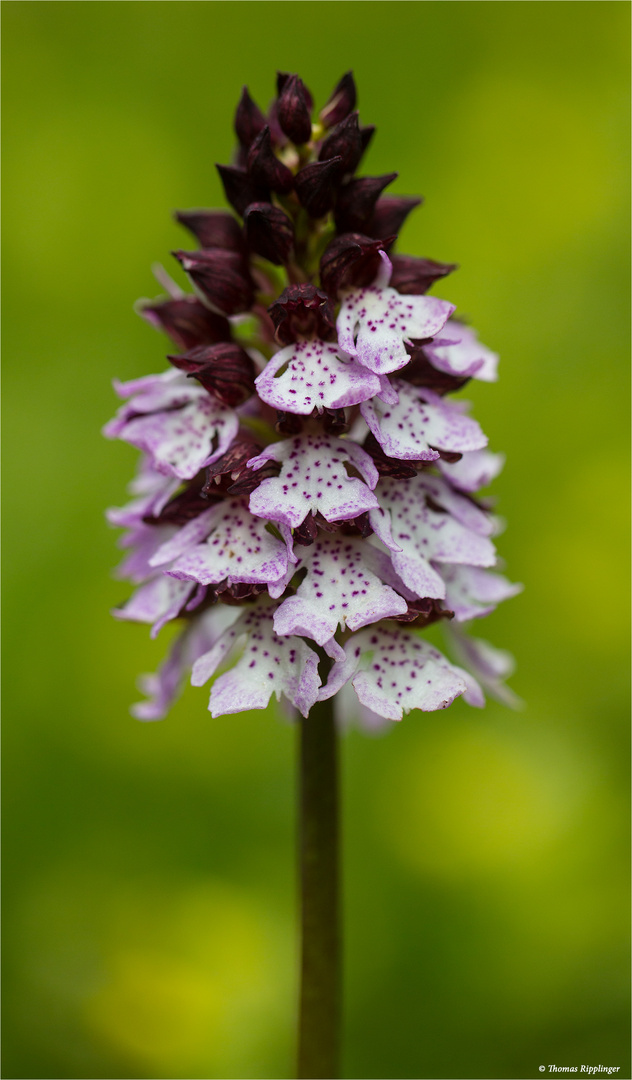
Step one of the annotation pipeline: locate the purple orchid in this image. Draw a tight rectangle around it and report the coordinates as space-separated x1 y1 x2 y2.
105 71 520 726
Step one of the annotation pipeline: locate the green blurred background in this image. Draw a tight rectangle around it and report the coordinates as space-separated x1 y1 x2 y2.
2 3 630 1078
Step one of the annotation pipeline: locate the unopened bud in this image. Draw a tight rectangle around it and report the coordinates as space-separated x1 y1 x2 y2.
320 71 357 128
277 74 312 144
247 126 294 194
389 254 458 295
173 248 254 315
276 71 313 110
319 112 363 174
175 209 244 252
367 195 422 241
295 156 343 217
139 295 231 350
168 342 257 406
243 202 294 265
334 173 398 233
234 86 267 149
216 164 269 217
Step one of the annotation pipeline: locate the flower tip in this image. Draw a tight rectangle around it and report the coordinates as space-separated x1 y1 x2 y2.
277 73 313 144
234 85 267 148
320 71 357 127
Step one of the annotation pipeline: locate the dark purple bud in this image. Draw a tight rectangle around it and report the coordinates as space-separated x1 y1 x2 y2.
362 433 418 478
247 127 294 194
139 296 231 351
276 410 303 435
144 472 217 526
293 512 319 547
167 342 256 406
268 283 335 345
389 254 458 295
319 112 363 174
234 86 267 148
334 173 398 233
320 71 357 128
366 195 422 242
216 164 269 217
277 74 312 144
276 72 312 108
295 157 343 217
319 232 392 294
243 202 294 265
391 598 454 627
202 437 278 497
173 248 254 315
175 209 245 252
400 342 470 396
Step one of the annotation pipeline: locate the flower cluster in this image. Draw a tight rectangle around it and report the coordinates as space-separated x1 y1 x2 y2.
105 72 521 725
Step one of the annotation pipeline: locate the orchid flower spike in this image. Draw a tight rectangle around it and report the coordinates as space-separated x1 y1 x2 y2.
105 71 521 727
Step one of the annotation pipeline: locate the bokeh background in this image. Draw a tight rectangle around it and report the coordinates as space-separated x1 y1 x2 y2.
3 3 630 1078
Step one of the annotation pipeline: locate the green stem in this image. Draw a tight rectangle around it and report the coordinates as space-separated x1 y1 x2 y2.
297 696 340 1079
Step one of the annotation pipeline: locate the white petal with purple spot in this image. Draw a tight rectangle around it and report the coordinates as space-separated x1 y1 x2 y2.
191 603 321 717
337 261 454 375
255 339 382 415
319 624 468 721
248 434 379 531
444 624 521 708
414 473 494 536
104 369 188 436
376 475 497 599
273 535 408 646
438 449 505 492
114 396 239 480
361 380 487 461
441 564 523 621
424 323 499 382
166 498 289 588
113 574 195 637
149 506 219 567
132 605 240 720
115 523 178 583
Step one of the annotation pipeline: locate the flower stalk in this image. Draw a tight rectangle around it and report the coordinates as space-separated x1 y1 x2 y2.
298 696 340 1079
